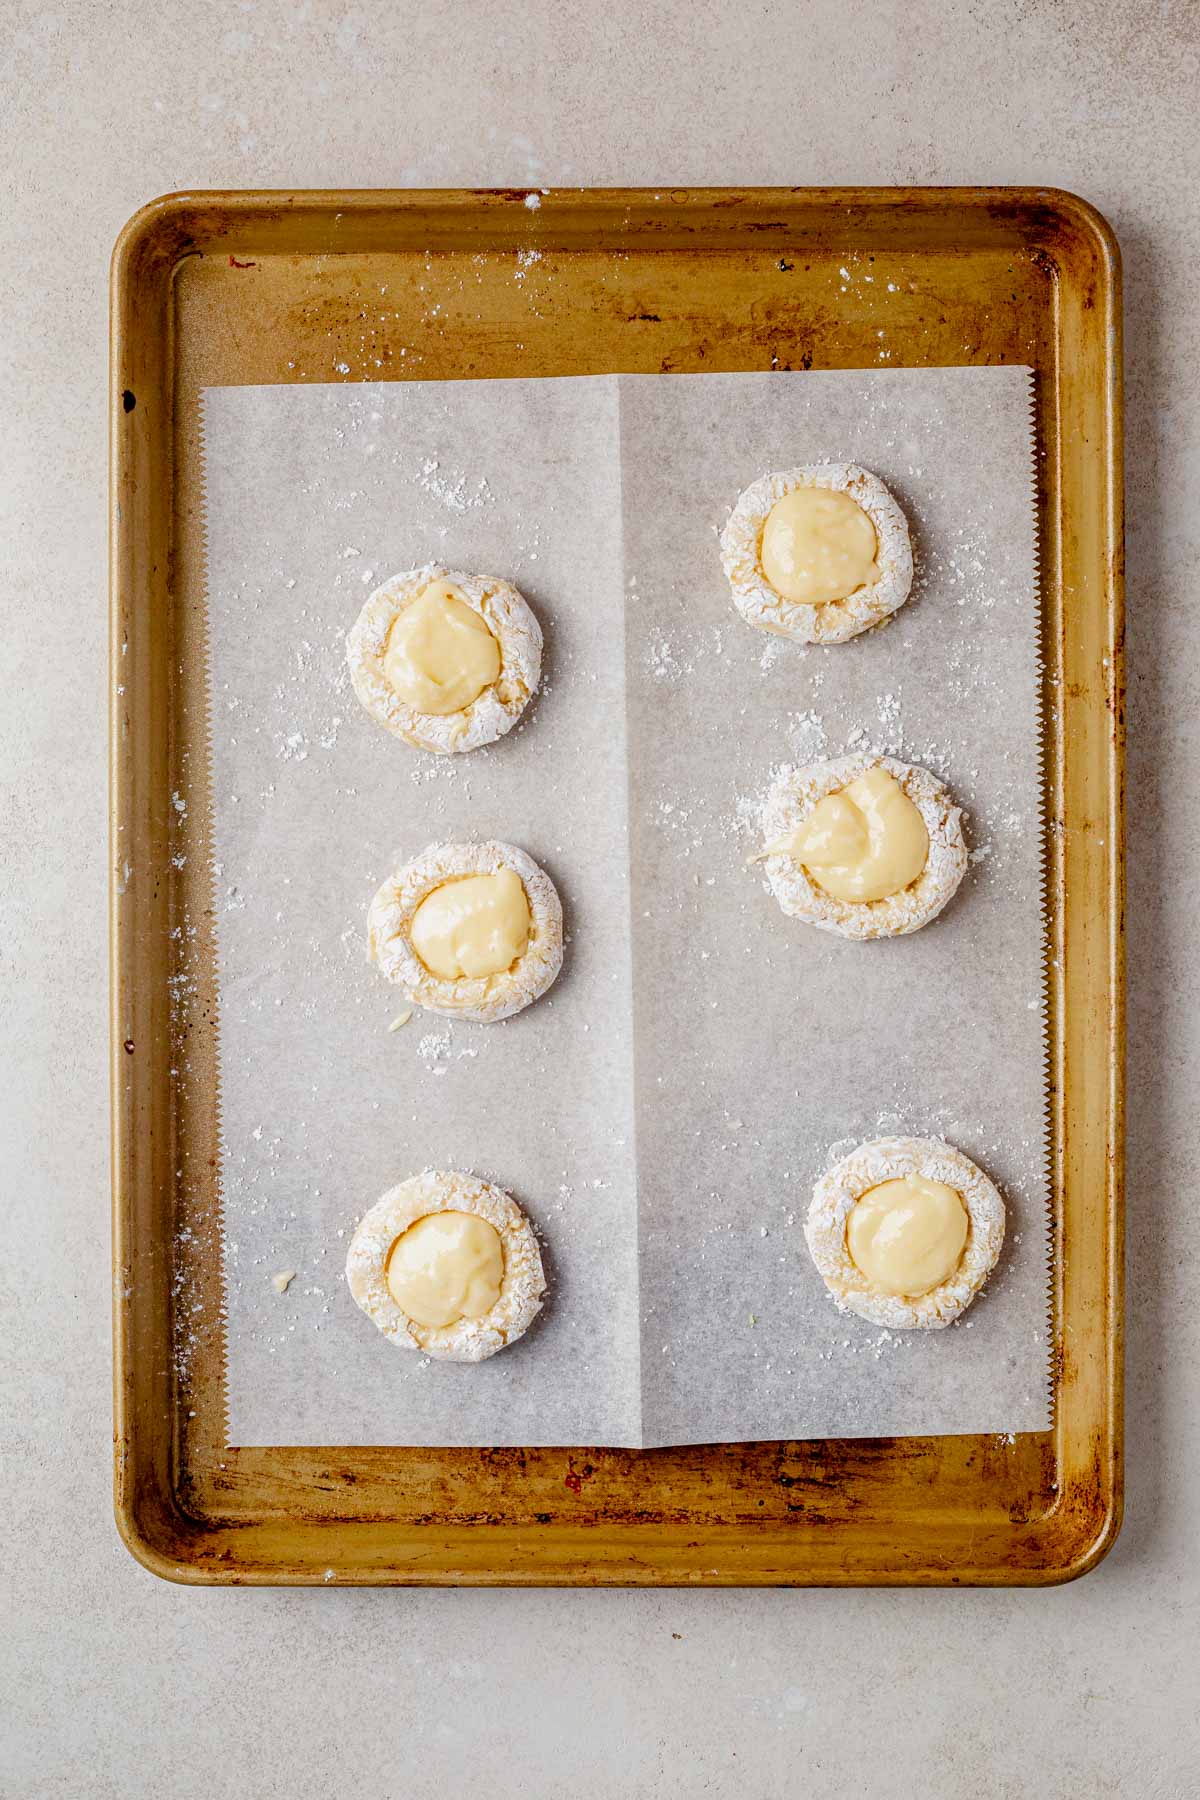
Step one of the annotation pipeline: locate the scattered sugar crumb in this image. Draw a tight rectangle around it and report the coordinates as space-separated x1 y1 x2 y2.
786 710 827 761
415 457 492 515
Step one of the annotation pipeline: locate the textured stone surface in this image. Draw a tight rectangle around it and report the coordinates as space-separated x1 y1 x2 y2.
2 1 1195 1793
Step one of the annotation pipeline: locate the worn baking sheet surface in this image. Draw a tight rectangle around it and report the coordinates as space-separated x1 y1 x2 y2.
202 365 1049 1448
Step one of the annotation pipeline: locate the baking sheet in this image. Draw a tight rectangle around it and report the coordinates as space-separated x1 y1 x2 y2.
202 367 1049 1448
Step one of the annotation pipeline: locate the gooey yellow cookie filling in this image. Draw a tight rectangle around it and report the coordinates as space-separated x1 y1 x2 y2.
386 1211 504 1327
775 767 928 903
846 1175 969 1298
410 868 532 980
383 578 501 716
759 486 880 606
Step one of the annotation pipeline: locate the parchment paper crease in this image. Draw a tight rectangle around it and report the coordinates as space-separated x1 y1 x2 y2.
201 367 1050 1447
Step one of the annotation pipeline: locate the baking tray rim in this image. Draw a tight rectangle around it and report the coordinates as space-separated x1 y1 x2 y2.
110 184 1123 1587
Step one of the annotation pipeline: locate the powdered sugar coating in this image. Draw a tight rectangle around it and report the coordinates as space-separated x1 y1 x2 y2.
346 1169 545 1362
759 753 967 939
346 563 542 753
720 463 912 644
806 1136 1006 1330
367 839 563 1022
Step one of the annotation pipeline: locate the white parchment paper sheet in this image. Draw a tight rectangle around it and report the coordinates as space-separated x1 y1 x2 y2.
205 377 641 1446
619 370 1048 1445
202 367 1049 1447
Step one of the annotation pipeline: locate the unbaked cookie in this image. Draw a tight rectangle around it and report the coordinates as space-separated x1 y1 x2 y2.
368 839 563 1022
347 564 542 754
806 1136 1006 1330
758 753 967 939
346 1169 546 1362
720 464 912 644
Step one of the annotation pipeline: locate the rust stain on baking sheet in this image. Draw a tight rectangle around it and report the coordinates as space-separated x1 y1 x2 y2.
564 1458 595 1495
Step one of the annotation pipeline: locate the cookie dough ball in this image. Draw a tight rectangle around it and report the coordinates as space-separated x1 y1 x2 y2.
758 754 967 938
720 464 912 644
368 840 563 1022
346 1169 546 1362
347 565 541 753
806 1136 1006 1329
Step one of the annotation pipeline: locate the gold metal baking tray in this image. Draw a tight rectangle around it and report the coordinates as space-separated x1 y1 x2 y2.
111 187 1122 1585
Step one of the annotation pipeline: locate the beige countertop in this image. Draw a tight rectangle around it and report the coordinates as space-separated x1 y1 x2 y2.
3 2 1196 1794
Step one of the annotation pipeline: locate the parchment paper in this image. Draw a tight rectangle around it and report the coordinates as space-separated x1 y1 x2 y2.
202 367 1049 1447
